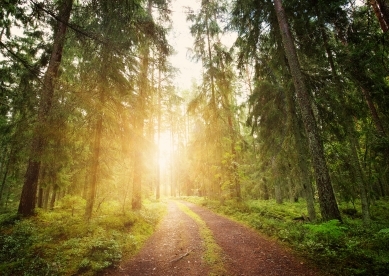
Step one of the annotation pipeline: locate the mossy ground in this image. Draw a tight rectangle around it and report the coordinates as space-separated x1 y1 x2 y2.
0 196 166 276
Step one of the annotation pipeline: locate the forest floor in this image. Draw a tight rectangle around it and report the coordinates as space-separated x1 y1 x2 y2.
100 200 322 276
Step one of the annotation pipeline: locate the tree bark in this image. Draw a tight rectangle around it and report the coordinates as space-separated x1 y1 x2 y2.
370 0 389 32
273 0 341 221
377 0 389 26
18 0 73 216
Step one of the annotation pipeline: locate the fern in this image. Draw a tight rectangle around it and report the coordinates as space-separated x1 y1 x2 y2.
378 228 389 235
303 219 347 242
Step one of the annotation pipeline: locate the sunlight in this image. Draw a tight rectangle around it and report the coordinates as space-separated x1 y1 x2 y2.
157 131 173 170
168 0 202 90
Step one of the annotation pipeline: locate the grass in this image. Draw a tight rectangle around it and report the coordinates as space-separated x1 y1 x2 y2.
182 196 389 276
175 201 226 276
0 196 166 276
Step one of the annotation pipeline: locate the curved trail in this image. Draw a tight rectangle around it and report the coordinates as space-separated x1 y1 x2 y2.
102 201 208 276
102 200 321 276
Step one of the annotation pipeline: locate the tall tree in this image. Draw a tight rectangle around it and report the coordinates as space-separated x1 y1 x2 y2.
131 0 152 210
187 0 241 200
231 0 316 218
132 0 171 209
18 0 73 216
272 0 341 221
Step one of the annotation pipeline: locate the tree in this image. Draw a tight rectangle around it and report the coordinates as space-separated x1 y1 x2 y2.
370 0 389 32
0 8 45 208
132 0 152 210
272 0 341 221
231 0 316 218
18 0 73 217
187 0 241 200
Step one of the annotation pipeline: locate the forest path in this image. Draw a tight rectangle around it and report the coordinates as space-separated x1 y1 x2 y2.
101 200 321 276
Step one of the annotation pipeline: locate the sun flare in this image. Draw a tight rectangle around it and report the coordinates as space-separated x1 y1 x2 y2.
157 131 173 170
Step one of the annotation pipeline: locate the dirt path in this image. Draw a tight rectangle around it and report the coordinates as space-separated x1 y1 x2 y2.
101 201 209 276
102 200 321 276
181 201 319 276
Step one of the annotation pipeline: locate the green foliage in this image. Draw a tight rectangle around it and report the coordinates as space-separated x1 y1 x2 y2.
0 199 166 275
303 219 347 242
183 196 389 276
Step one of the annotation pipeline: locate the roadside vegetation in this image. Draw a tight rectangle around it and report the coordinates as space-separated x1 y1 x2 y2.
0 196 166 276
183 196 389 276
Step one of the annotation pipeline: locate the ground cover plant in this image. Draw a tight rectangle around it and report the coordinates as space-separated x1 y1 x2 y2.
176 201 226 275
0 196 166 276
182 196 389 276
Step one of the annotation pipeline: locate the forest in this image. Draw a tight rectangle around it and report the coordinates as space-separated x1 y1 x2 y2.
0 0 389 275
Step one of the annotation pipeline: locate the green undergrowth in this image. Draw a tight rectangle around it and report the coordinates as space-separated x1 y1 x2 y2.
0 196 166 276
175 201 226 276
182 196 389 276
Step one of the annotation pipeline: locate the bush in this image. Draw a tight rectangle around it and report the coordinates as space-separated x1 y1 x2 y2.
0 220 57 275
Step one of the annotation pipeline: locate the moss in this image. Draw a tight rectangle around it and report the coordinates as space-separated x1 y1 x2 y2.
175 201 226 275
0 198 167 276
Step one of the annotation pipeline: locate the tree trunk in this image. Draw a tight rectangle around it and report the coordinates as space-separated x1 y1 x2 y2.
37 186 43 208
377 0 389 26
274 178 283 204
370 0 389 32
285 73 316 221
0 154 10 205
43 185 50 210
132 63 146 210
156 67 161 201
273 0 341 221
50 186 58 210
85 114 103 220
170 124 175 197
295 121 316 221
262 178 270 200
132 0 153 210
18 0 73 216
349 134 371 224
132 148 143 210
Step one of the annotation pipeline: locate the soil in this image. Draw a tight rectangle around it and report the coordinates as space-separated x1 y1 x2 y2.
101 200 322 276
